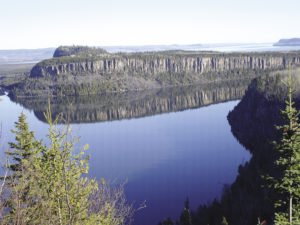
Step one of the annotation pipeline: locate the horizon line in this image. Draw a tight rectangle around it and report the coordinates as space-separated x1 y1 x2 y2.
0 42 278 51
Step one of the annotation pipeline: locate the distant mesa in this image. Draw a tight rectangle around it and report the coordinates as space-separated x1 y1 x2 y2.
53 45 108 58
273 38 300 46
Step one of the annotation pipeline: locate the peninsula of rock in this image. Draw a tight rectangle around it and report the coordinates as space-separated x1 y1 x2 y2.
9 46 300 97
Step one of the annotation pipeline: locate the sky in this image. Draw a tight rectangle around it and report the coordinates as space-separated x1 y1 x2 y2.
0 0 299 49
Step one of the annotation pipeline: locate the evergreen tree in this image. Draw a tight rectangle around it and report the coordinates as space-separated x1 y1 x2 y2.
23 110 98 224
267 75 300 224
6 112 42 173
2 107 133 225
2 112 44 221
179 199 192 225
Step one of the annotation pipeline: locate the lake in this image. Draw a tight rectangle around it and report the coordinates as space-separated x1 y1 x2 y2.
0 83 251 225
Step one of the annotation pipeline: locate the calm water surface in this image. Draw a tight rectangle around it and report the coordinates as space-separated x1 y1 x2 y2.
0 94 251 225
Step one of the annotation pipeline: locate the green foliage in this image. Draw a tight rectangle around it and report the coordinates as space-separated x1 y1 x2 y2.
1 107 133 225
266 75 300 224
6 112 43 172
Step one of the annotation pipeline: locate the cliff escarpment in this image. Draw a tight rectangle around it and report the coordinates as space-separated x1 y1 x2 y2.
9 46 300 97
30 50 300 78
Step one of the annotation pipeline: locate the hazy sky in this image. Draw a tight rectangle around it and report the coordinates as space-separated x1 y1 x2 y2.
0 0 299 49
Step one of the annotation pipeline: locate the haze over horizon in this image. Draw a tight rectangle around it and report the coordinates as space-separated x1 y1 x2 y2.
1 0 299 49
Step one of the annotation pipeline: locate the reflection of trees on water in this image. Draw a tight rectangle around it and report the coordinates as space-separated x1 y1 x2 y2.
12 79 250 124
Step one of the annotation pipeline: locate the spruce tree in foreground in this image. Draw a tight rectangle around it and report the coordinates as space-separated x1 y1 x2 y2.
1 113 44 221
6 112 43 173
1 107 133 225
267 76 300 224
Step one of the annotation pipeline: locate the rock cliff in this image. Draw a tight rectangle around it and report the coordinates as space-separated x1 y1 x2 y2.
30 50 300 78
10 47 300 97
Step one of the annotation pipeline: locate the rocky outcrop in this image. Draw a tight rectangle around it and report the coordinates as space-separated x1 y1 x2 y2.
30 51 300 78
12 79 249 123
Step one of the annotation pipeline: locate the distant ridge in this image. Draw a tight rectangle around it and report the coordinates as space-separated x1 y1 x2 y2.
274 38 300 46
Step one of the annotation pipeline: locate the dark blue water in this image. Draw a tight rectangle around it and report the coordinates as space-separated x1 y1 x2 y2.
0 95 251 225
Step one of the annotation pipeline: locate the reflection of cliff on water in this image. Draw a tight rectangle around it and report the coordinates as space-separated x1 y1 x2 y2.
11 79 250 124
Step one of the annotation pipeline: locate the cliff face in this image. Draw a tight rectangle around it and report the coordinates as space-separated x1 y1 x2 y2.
30 51 300 78
11 47 300 97
12 79 249 123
